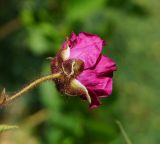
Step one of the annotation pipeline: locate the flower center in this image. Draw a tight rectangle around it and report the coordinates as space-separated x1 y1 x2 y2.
61 59 84 78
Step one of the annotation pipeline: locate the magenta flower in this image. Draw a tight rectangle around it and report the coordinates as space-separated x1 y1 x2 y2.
51 32 116 109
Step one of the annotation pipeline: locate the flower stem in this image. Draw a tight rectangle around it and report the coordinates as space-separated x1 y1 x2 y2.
115 120 132 144
0 73 61 106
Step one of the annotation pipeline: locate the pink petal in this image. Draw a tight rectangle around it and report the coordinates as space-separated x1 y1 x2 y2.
88 89 102 109
77 55 116 97
95 55 117 76
63 32 106 69
77 70 113 97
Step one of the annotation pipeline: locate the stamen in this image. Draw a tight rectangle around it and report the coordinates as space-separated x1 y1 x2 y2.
69 60 75 76
62 63 68 76
62 60 75 77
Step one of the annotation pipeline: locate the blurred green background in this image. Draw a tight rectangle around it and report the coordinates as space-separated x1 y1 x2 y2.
0 0 159 143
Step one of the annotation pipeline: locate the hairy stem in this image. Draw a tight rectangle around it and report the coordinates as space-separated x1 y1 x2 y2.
0 73 61 106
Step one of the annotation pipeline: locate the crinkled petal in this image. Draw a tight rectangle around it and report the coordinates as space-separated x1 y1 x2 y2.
88 88 102 109
62 32 106 69
77 70 113 97
95 55 117 76
77 55 116 97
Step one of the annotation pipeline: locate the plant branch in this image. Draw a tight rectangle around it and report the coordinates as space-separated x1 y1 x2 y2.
0 73 61 106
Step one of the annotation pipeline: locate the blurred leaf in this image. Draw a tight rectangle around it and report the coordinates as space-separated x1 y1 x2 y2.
47 128 63 144
20 9 35 25
86 119 117 142
27 22 61 55
0 125 18 132
67 0 105 20
49 113 84 137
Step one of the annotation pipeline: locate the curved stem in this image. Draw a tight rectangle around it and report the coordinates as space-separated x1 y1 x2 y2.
0 73 61 106
115 120 132 144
